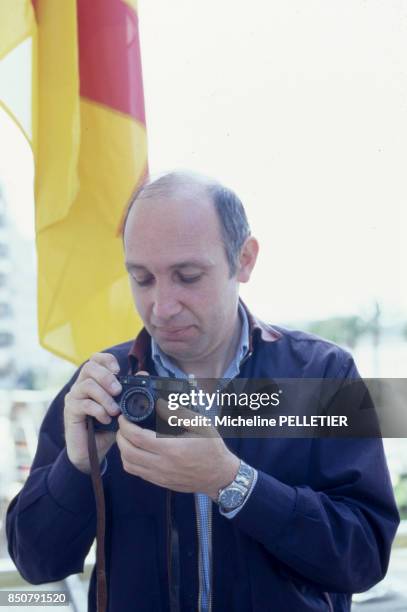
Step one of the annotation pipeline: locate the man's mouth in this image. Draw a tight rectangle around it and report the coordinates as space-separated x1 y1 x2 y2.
154 325 194 339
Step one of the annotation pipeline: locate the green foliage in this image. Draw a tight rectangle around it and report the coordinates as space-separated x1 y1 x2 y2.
307 303 384 350
307 316 367 349
394 475 407 520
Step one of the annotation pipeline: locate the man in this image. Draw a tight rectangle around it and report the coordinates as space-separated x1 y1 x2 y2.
6 172 399 611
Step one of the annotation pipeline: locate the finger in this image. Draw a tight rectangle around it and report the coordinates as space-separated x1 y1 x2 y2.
118 415 162 452
134 370 149 376
180 418 219 437
116 430 160 466
66 396 115 425
156 399 217 437
86 352 120 375
156 398 199 421
77 359 122 397
71 378 121 416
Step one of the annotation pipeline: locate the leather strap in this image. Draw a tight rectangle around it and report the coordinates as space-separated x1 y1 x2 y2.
87 417 107 612
87 418 180 612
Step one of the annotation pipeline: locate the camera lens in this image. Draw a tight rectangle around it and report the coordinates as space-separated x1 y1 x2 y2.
121 388 154 422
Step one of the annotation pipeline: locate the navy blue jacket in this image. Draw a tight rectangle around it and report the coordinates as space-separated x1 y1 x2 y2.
6 310 400 611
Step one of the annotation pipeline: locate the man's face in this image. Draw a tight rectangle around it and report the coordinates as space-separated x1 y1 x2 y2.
123 194 240 364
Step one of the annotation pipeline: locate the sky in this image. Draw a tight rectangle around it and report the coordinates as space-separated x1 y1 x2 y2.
0 0 406 324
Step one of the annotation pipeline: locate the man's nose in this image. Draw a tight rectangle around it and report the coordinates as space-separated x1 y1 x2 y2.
151 284 182 321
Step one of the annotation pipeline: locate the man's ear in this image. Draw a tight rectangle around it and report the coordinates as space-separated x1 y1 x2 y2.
236 236 259 283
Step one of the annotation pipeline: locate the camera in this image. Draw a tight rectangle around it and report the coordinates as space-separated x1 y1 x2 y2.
93 375 193 432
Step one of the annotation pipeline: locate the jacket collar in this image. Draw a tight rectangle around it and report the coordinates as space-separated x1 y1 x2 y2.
127 298 282 373
241 299 282 352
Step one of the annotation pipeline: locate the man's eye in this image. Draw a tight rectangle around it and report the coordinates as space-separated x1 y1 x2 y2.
179 275 202 284
133 276 154 286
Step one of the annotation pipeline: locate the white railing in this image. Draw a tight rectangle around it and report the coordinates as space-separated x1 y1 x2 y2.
0 389 88 611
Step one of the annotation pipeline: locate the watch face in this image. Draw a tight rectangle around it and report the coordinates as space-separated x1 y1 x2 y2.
219 487 245 510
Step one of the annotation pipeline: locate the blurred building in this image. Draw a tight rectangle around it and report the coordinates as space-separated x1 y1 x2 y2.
0 185 15 385
0 183 74 390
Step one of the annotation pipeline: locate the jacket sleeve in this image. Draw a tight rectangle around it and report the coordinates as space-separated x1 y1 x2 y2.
6 369 103 584
230 356 400 594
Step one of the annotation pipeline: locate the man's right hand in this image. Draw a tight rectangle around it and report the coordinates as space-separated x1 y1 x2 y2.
64 353 123 474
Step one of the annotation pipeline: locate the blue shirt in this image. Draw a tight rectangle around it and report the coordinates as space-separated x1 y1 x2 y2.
151 303 257 611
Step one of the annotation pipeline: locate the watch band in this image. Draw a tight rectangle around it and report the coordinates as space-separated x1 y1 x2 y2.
217 460 255 512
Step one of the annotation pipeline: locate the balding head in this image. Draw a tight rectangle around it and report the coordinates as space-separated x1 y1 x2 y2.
122 171 251 276
122 170 259 372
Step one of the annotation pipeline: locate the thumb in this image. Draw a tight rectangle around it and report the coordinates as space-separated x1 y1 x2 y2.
156 399 219 437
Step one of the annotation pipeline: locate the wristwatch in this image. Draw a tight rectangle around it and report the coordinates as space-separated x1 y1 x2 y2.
216 460 255 512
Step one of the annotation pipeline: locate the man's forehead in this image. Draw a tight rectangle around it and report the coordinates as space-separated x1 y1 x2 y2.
122 191 230 272
125 200 222 260
124 193 223 243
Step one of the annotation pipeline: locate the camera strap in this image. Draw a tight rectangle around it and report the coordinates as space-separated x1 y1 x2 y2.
87 417 107 612
86 418 180 612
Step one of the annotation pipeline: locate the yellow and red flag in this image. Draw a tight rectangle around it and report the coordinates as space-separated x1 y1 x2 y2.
0 0 147 364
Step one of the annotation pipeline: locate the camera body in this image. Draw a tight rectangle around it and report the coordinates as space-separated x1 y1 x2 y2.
93 375 192 432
